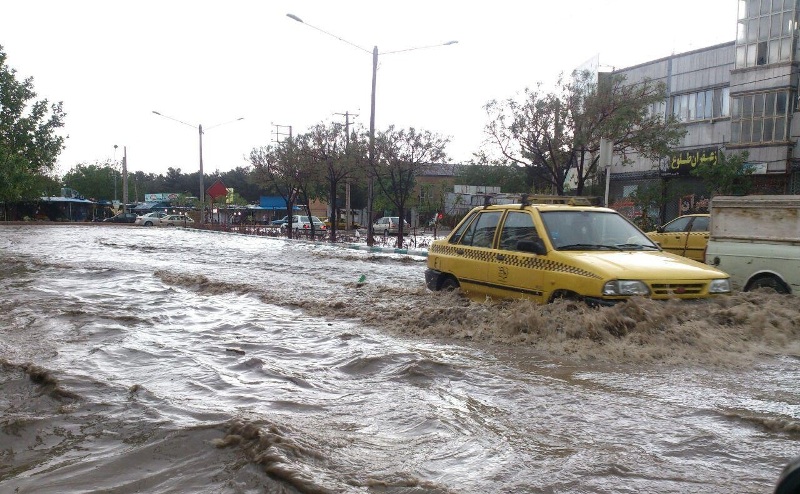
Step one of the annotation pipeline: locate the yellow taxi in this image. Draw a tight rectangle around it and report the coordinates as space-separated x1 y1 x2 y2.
646 214 710 263
424 198 729 305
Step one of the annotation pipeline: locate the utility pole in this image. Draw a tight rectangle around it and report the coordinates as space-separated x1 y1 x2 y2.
122 146 128 213
334 111 358 231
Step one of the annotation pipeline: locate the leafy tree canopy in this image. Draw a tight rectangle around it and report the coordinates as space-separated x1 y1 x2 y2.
483 70 685 195
690 151 753 196
0 45 67 204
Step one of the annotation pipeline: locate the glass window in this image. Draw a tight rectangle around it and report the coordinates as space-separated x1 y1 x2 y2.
765 92 776 115
753 119 763 141
747 43 758 65
747 0 759 18
771 13 782 38
732 120 742 142
742 120 752 142
731 96 740 118
499 212 538 252
780 37 792 61
783 12 793 35
680 94 689 121
761 0 771 14
463 211 501 248
449 214 476 245
738 21 747 42
705 90 714 119
777 91 787 114
775 117 786 140
692 216 710 232
736 44 747 67
664 216 692 233
769 38 781 62
748 18 759 43
763 117 774 141
688 93 696 120
754 93 765 116
722 88 730 116
784 0 793 11
743 95 754 118
757 40 768 64
759 16 770 40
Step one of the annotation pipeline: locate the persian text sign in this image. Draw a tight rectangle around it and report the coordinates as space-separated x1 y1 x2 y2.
663 148 719 177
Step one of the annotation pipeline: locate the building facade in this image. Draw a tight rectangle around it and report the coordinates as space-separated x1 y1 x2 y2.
608 0 800 223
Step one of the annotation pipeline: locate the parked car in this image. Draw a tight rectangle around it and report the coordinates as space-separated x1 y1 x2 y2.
425 198 730 305
323 217 360 229
280 215 326 235
157 214 195 227
135 211 169 226
646 214 710 263
271 215 290 226
103 212 138 224
373 216 410 235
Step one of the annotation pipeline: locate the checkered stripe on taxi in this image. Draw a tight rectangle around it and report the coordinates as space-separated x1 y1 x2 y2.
430 244 602 280
495 252 603 279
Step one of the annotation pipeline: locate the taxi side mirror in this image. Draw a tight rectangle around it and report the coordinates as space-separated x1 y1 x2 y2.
517 239 547 255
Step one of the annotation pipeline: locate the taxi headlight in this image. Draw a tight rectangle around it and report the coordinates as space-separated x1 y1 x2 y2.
708 278 731 294
603 280 650 296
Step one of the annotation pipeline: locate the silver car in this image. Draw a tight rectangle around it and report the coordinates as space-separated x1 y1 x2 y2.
135 211 168 226
372 216 409 235
280 215 327 235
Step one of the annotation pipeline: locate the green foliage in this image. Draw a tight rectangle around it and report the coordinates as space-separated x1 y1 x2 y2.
690 151 753 196
457 163 529 193
0 45 67 205
62 161 118 201
373 125 449 245
627 182 663 231
483 71 685 196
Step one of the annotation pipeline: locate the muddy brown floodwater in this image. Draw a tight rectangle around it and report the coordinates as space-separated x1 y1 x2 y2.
1 224 798 493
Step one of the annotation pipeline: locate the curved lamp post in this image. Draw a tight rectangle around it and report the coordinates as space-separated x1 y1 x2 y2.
286 13 456 246
151 111 243 224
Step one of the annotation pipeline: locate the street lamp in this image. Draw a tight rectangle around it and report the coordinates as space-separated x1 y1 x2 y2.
286 13 457 245
151 111 244 224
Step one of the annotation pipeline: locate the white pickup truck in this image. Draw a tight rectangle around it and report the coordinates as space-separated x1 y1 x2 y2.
705 195 800 294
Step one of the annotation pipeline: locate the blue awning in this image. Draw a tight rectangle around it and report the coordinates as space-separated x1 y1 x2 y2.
259 196 299 210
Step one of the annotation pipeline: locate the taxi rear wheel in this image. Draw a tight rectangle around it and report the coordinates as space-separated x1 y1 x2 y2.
440 276 460 292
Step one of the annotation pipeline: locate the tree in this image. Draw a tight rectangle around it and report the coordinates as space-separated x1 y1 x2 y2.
0 45 67 219
483 71 685 196
62 160 119 201
373 125 448 247
457 162 529 193
303 121 366 241
691 151 753 196
249 138 313 238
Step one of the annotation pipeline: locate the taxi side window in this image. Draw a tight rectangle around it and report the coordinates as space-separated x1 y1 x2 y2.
692 216 709 231
499 211 538 251
458 211 502 248
664 216 692 233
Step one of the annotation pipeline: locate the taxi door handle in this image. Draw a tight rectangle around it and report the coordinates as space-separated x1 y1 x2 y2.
456 249 465 255
496 254 506 261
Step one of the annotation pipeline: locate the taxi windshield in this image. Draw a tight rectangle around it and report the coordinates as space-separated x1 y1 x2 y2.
540 210 658 251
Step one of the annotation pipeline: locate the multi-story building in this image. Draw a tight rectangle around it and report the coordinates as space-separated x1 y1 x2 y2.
608 0 800 223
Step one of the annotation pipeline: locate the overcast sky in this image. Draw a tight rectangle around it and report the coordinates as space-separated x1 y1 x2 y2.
2 0 738 178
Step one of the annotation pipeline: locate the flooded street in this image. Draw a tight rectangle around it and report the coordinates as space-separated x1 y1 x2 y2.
1 225 798 493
